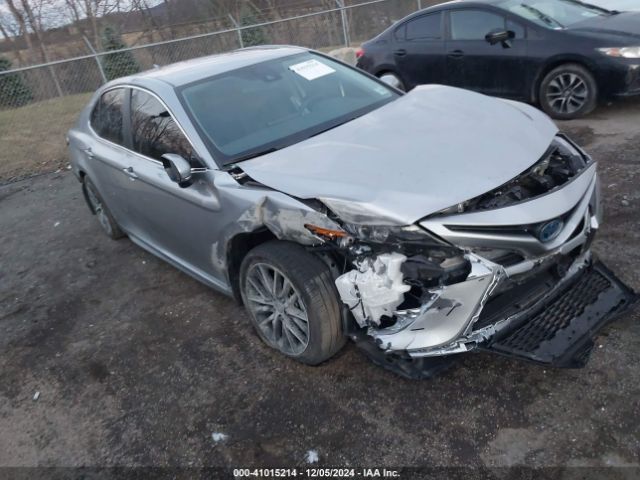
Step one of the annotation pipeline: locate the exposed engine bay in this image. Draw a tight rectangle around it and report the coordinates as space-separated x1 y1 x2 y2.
432 135 588 215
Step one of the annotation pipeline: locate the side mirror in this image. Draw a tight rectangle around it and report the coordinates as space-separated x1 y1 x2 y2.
161 153 193 188
485 29 515 47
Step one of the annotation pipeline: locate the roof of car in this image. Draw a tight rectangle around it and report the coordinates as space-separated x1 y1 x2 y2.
393 0 505 24
128 45 308 87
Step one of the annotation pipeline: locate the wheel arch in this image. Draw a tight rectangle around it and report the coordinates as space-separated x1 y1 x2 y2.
227 228 278 304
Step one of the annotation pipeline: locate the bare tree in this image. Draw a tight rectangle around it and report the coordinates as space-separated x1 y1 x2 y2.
0 11 25 63
3 0 63 95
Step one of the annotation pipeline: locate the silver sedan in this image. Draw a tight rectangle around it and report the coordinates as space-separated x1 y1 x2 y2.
68 46 635 378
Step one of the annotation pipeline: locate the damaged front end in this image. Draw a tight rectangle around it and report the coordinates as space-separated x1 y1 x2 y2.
320 141 636 379
328 226 510 376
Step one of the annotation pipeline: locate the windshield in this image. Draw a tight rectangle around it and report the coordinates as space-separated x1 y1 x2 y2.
179 52 398 165
498 0 611 28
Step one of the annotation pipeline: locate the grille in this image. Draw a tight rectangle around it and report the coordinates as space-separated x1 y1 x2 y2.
496 270 610 354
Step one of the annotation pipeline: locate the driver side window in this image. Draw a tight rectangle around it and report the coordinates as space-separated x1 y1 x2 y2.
450 10 509 40
130 89 200 167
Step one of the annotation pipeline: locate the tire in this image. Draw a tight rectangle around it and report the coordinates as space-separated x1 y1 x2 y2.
82 176 125 240
539 63 597 120
240 241 346 365
378 72 405 91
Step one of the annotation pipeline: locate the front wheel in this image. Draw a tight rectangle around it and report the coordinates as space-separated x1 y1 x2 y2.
539 64 597 120
240 241 345 365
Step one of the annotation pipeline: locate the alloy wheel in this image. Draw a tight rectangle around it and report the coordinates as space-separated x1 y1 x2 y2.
245 263 310 356
545 72 588 115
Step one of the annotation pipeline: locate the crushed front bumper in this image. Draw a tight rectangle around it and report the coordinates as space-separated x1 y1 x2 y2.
353 259 636 379
480 260 636 367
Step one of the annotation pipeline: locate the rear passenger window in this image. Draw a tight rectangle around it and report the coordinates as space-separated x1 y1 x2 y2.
90 88 125 145
405 13 442 41
130 89 199 167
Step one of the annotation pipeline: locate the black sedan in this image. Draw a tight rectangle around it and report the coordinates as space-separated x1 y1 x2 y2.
356 0 640 119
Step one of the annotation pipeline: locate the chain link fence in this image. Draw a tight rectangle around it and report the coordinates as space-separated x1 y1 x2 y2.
0 0 431 182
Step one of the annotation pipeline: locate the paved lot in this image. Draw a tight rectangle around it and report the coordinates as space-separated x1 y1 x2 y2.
1 98 639 470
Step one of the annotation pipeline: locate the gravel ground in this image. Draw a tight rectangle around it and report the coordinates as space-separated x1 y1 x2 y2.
0 98 639 472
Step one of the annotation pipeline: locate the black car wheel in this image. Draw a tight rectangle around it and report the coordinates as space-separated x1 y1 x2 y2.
378 72 405 91
539 64 598 120
240 241 346 365
83 176 125 240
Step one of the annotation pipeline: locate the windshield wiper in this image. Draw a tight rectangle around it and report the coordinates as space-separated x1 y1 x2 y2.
520 4 564 28
233 146 280 163
307 116 359 139
563 0 617 15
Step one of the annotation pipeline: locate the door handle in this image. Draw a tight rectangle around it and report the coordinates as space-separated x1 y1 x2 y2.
447 49 465 58
122 166 138 179
394 49 407 57
84 147 94 159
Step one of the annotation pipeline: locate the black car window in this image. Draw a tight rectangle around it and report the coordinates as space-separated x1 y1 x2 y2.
90 88 125 145
405 13 442 41
130 89 199 167
507 18 526 38
450 10 505 40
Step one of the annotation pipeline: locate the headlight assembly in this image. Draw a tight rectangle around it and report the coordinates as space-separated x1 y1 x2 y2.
342 224 447 246
597 46 640 59
305 222 452 250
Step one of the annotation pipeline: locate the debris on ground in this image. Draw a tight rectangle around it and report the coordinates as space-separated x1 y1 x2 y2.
305 450 319 464
32 391 40 401
211 432 228 443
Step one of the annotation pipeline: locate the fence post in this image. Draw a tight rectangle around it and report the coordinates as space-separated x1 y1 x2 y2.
228 14 244 49
83 36 108 84
336 0 350 47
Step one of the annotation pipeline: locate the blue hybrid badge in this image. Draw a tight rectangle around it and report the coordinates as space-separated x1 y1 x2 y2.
538 219 564 242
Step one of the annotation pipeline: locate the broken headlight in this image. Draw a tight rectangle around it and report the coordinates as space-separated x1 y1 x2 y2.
343 224 446 246
343 224 471 291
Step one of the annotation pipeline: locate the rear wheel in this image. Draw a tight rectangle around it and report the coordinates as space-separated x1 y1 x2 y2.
83 176 125 240
378 72 405 91
539 64 597 120
240 241 345 365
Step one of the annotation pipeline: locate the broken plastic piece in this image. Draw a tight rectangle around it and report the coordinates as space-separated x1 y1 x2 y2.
211 432 228 442
305 450 319 464
335 253 410 327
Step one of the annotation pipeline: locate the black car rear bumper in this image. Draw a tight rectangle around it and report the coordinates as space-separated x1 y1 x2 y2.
480 261 637 368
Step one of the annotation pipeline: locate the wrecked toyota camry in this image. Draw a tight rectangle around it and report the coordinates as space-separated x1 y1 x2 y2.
68 46 636 378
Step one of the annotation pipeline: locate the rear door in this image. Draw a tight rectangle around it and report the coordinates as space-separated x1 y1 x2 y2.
394 12 446 88
87 87 136 231
121 88 222 277
445 8 529 98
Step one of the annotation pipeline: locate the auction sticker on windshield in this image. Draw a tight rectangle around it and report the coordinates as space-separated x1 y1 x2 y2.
289 59 336 80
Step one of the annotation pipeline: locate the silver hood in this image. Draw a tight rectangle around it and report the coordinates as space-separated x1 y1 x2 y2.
240 85 558 225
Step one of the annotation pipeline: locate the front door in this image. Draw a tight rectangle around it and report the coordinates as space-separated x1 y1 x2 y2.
121 88 223 280
445 8 529 98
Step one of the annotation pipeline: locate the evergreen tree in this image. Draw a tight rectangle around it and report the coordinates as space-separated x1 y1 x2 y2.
0 56 32 108
240 10 268 47
101 26 140 81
